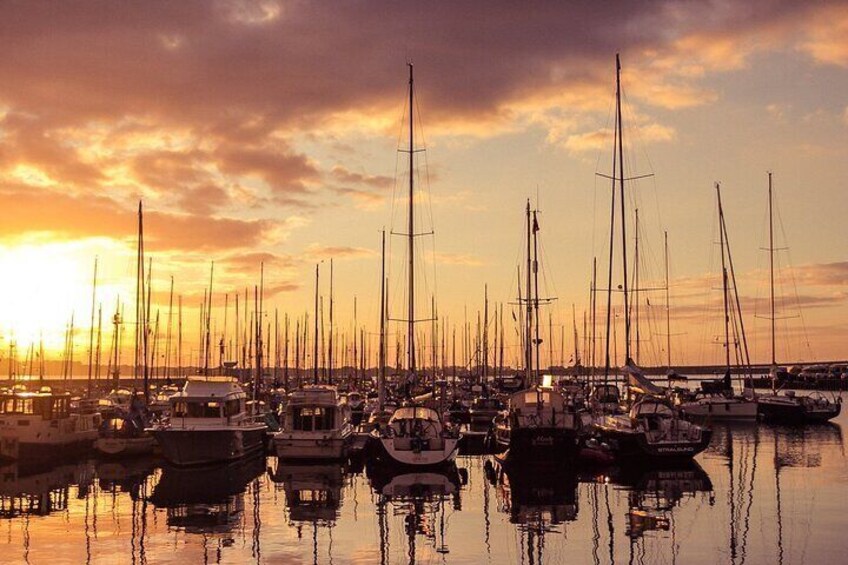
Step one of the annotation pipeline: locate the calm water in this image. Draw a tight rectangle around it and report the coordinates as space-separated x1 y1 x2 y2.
1 402 847 564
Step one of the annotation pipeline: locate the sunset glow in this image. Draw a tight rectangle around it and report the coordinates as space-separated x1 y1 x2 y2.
0 1 846 369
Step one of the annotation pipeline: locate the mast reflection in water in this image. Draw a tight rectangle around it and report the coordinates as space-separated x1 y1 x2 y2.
0 408 843 564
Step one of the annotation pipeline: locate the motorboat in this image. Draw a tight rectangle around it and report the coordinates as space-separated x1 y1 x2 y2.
147 377 267 466
273 385 353 461
0 388 101 462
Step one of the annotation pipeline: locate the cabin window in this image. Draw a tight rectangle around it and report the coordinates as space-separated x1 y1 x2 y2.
52 398 69 419
17 398 33 415
173 401 222 418
292 407 334 431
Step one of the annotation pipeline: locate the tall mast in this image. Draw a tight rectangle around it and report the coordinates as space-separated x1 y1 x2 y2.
165 276 174 383
768 172 776 367
634 208 640 364
616 53 631 363
407 62 416 378
87 256 98 397
524 200 533 385
483 285 489 379
204 262 214 376
379 229 387 409
664 231 672 369
313 263 319 385
716 183 731 371
532 210 541 381
329 258 334 384
135 201 143 393
590 257 597 380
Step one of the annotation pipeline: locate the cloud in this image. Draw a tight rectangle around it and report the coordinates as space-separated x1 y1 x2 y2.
330 165 392 189
796 4 848 67
305 244 376 260
434 252 484 267
0 187 278 251
789 262 848 286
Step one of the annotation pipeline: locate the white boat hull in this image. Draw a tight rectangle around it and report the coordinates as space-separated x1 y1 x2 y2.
274 431 351 461
377 436 459 467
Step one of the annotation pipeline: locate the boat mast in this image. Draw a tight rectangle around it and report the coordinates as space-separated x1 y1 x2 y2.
379 229 386 410
329 258 334 385
87 256 98 397
204 262 214 376
616 53 631 364
768 171 776 367
532 209 541 382
407 62 416 381
664 231 672 369
716 183 732 372
314 263 319 385
524 200 533 386
634 208 640 364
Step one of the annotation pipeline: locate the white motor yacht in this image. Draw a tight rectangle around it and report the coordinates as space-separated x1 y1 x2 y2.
274 385 353 461
148 377 267 466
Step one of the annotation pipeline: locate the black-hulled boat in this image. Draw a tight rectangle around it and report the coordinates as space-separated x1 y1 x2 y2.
493 386 581 462
587 395 712 461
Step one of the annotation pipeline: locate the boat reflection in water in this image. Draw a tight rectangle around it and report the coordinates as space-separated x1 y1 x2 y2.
95 457 157 497
270 460 345 525
618 462 713 539
149 453 264 534
486 459 579 528
0 460 95 517
367 461 466 561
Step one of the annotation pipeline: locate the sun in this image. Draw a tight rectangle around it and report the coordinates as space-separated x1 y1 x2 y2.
0 239 133 357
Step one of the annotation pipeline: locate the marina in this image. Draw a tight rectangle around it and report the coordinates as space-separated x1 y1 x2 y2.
0 404 844 564
1 2 847 563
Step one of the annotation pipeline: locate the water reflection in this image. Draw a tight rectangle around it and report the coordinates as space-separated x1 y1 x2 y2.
270 461 345 524
149 455 264 533
367 462 465 562
0 415 841 564
0 460 94 517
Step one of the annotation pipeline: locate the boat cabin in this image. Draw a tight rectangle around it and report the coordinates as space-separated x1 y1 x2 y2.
0 391 71 422
385 406 448 450
507 387 574 428
284 386 348 433
169 378 248 426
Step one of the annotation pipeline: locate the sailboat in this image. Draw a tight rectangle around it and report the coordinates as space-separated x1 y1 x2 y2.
95 202 156 456
370 64 461 468
677 183 757 420
585 54 711 461
491 202 582 462
756 173 841 423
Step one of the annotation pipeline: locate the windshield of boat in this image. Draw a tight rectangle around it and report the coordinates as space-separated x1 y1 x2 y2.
631 400 674 418
291 406 335 431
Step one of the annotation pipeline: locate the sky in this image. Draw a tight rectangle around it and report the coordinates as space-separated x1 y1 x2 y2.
0 0 846 371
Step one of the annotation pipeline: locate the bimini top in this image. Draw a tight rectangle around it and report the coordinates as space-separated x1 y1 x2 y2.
174 377 246 400
390 406 441 423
